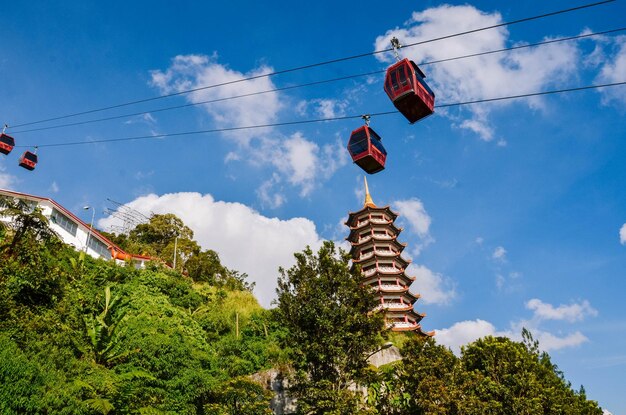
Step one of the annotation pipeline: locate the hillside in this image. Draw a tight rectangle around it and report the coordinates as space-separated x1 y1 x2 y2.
0 208 283 414
0 204 604 414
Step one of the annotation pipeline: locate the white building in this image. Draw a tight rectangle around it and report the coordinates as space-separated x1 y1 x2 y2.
0 188 152 268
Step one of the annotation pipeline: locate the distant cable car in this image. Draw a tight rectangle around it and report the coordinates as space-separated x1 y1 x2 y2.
0 125 14 155
347 115 387 174
19 148 38 171
384 37 435 124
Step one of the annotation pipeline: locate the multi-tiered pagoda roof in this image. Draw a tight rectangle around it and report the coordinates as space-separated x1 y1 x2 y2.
346 178 433 336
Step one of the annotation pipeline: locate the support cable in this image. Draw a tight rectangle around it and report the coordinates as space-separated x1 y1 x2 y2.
9 27 625 135
16 81 625 149
7 0 615 129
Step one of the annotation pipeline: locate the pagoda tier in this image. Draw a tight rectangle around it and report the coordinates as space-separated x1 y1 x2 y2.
349 238 407 258
346 178 432 336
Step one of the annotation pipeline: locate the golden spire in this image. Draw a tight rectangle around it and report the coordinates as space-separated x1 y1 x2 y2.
363 176 376 208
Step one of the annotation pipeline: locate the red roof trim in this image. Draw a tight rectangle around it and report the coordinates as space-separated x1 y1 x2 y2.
0 188 154 261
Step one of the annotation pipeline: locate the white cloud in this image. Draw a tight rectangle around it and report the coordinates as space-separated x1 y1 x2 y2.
0 161 16 189
407 264 455 305
393 197 433 256
224 151 240 163
313 98 348 118
98 192 324 307
436 318 589 354
393 198 431 237
150 55 349 203
124 112 157 125
620 223 626 245
596 35 626 105
134 170 154 180
437 298 598 354
49 181 60 193
374 5 580 141
261 133 348 198
492 245 507 261
526 298 598 322
496 271 523 293
150 53 282 145
436 319 511 354
495 274 505 290
257 173 286 209
0 173 16 189
534 330 588 351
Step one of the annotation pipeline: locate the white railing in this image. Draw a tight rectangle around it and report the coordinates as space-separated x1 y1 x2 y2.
378 266 399 273
363 268 377 277
393 321 418 329
370 218 389 224
378 284 406 292
375 303 412 311
372 234 392 240
359 251 374 261
358 235 372 243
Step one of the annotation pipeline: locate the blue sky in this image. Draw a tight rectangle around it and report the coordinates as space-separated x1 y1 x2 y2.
1 1 625 412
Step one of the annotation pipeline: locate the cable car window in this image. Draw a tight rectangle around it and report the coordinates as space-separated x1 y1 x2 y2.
368 129 387 155
370 138 386 155
398 67 408 86
390 71 399 90
0 134 14 146
348 130 369 155
25 153 37 162
369 128 382 143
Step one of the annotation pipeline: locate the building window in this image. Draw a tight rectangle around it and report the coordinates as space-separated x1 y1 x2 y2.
50 208 77 236
87 236 110 258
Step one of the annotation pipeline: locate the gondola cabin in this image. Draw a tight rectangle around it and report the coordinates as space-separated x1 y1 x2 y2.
384 58 435 123
18 151 38 171
0 133 15 155
347 125 387 174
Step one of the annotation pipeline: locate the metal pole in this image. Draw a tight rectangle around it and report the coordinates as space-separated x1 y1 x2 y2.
173 236 178 270
83 206 95 253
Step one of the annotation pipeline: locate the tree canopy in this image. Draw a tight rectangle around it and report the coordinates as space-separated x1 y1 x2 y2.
0 202 606 414
276 241 387 415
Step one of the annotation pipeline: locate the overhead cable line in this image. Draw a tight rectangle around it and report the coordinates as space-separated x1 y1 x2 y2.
18 81 626 149
8 0 615 129
11 26 626 135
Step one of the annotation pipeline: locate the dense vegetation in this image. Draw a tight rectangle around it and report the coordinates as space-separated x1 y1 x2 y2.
0 198 604 414
0 199 281 414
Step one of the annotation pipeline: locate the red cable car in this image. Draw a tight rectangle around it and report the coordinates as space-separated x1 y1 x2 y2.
19 150 38 171
347 119 387 174
384 58 435 123
384 38 435 124
0 132 15 155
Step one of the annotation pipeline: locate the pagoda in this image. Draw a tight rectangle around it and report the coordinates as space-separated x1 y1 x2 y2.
345 178 433 335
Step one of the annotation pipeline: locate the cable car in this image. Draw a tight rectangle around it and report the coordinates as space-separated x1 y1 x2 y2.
384 58 435 123
18 150 38 171
384 38 435 124
347 119 387 174
0 132 15 155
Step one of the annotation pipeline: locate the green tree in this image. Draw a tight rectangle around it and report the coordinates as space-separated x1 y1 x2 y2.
129 213 195 257
369 337 461 415
276 241 386 415
0 196 59 257
204 377 273 415
186 249 228 284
